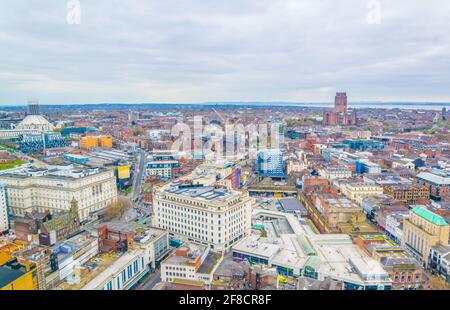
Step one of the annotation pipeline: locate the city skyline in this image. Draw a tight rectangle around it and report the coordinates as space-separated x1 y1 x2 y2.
1 0 450 105
1 99 450 108
0 95 449 292
1 0 450 298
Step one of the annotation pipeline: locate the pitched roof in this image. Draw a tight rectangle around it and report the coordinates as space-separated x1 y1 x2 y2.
412 206 449 226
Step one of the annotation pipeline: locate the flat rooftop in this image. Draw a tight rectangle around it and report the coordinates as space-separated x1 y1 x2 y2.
163 244 221 275
278 198 307 213
163 183 235 201
214 253 248 277
253 209 306 235
147 160 179 165
81 249 145 290
232 235 280 260
0 166 107 180
97 221 167 241
233 228 391 286
59 252 121 290
326 197 360 208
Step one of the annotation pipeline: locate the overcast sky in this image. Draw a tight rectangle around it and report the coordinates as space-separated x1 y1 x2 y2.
1 0 450 105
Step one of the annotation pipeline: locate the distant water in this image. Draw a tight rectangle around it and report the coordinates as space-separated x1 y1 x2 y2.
343 103 448 111
203 101 450 111
281 103 450 111
1 102 449 111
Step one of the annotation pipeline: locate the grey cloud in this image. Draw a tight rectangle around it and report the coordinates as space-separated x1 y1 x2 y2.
0 0 450 104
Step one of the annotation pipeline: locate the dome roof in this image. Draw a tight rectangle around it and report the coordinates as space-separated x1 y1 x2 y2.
16 115 55 131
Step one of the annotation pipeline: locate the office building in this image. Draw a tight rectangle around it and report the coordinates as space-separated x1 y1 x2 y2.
416 169 450 201
161 243 222 287
256 149 285 179
79 135 113 150
402 206 450 266
318 167 352 181
117 162 132 189
75 224 168 290
343 183 384 204
356 159 382 174
146 160 180 179
60 127 98 137
81 248 148 290
19 132 67 154
342 139 385 151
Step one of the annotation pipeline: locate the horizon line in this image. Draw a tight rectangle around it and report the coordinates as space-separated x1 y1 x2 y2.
1 101 450 108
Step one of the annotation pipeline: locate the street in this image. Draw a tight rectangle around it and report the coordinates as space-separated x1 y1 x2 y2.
133 269 161 290
423 269 450 290
132 149 147 200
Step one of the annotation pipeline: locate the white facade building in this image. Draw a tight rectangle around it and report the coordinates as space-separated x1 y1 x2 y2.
343 183 384 203
0 166 118 220
146 160 179 179
385 213 408 243
0 184 9 232
160 243 222 287
0 129 39 140
153 183 252 251
61 224 168 290
54 232 99 282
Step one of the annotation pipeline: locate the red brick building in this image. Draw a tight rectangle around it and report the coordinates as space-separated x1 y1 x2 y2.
323 92 357 126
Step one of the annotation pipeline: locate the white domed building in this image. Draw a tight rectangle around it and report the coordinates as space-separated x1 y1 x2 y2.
15 101 55 132
16 114 55 132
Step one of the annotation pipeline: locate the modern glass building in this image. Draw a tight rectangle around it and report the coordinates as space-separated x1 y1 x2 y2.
342 139 385 151
256 149 286 179
19 132 67 154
